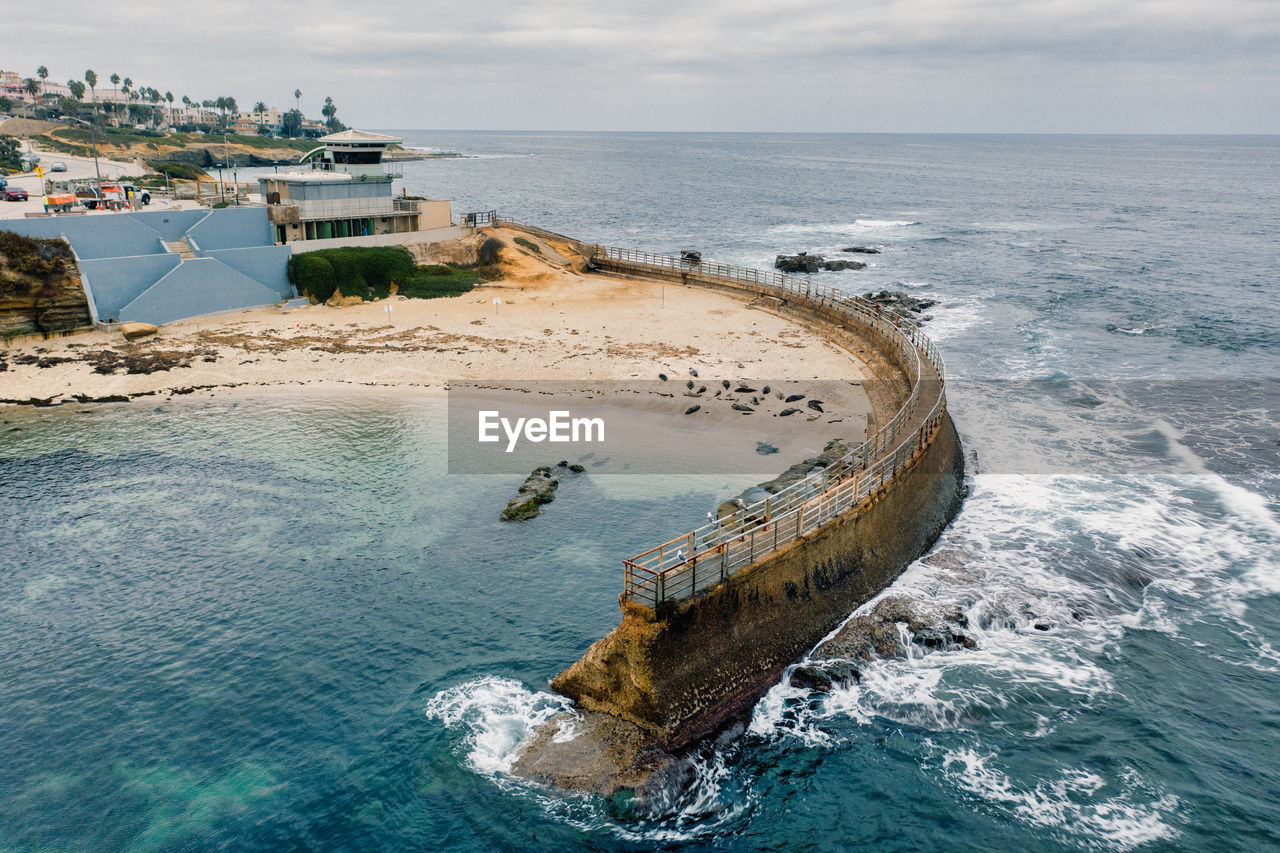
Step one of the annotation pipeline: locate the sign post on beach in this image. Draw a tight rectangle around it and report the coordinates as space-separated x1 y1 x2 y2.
493 297 501 317
384 303 393 325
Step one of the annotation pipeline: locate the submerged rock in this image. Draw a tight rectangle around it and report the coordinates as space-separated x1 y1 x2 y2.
842 245 881 254
501 466 559 521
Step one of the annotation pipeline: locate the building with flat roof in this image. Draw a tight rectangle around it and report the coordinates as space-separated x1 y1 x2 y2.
259 129 453 245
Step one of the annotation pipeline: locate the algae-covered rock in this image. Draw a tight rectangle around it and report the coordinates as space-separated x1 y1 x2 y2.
501 466 559 521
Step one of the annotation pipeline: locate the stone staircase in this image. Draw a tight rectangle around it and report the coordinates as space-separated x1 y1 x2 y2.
165 238 196 260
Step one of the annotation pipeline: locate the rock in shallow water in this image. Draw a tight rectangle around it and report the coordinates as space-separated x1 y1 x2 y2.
501 466 559 521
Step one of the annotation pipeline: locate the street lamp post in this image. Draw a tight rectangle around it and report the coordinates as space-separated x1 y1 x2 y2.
67 116 104 203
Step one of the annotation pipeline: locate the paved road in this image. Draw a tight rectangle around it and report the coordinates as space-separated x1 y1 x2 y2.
0 144 199 220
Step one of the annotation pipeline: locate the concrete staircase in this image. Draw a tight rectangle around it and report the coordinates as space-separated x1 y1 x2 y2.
165 238 196 260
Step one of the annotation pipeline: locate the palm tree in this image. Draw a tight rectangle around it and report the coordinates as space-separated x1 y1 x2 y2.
292 89 301 136
165 91 174 128
84 69 98 113
122 77 132 99
23 78 39 117
36 66 48 100
253 100 267 133
321 96 339 132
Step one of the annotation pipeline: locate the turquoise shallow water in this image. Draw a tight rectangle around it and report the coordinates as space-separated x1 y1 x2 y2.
3 134 1280 851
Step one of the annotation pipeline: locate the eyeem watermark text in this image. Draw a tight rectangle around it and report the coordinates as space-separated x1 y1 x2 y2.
478 410 605 452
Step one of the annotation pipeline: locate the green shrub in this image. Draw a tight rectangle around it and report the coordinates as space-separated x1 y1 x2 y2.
146 160 207 181
286 246 416 302
0 231 72 281
478 237 503 267
400 265 479 299
288 253 337 302
513 236 541 253
324 250 368 298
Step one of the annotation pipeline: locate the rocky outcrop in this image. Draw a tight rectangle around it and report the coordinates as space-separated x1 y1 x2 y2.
811 595 976 664
0 233 90 339
502 466 559 520
774 253 823 274
862 290 937 317
500 461 584 521
842 246 880 254
775 253 869 273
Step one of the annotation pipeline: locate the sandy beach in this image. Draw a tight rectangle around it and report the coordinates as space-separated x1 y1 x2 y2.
1 228 879 461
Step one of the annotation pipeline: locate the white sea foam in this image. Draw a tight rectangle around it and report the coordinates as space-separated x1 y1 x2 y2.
854 219 920 228
423 676 572 775
937 748 1179 850
426 677 752 840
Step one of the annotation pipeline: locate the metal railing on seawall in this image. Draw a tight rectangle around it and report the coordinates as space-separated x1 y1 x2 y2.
597 247 949 609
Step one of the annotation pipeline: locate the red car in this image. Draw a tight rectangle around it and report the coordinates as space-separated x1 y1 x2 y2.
2 186 29 201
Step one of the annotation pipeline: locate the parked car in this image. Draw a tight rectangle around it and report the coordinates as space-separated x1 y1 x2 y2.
49 161 68 172
3 186 30 201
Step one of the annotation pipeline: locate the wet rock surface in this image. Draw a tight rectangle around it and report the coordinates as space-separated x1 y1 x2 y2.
511 710 693 807
862 290 937 318
501 466 560 521
501 462 585 520
812 596 977 663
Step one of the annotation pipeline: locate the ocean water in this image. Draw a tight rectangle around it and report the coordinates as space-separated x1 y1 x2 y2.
3 134 1279 851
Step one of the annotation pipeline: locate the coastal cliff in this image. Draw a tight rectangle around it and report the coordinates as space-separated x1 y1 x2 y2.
0 233 91 341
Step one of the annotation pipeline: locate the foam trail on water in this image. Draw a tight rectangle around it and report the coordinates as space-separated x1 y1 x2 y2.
424 676 572 775
937 747 1179 851
425 677 754 840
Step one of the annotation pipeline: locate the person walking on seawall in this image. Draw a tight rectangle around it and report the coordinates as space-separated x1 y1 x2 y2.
42 196 50 213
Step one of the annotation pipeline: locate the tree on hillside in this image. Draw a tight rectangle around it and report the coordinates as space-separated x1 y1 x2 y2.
321 96 345 132
36 66 48 99
67 80 85 101
0 135 23 172
281 108 303 139
254 101 267 124
224 97 238 129
84 69 98 112
165 91 174 127
22 79 39 116
0 97 12 115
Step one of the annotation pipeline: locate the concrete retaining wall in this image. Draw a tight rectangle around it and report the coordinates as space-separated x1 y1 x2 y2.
198 245 293 299
551 258 963 749
554 414 964 748
186 207 273 250
118 258 283 326
77 254 181 321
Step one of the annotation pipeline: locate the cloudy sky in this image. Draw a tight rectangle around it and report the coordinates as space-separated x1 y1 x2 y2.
9 0 1279 132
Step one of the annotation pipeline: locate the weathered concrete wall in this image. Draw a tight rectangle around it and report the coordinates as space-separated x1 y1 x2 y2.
553 413 964 748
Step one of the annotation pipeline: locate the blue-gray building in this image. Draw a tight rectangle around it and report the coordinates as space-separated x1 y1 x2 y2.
0 208 293 326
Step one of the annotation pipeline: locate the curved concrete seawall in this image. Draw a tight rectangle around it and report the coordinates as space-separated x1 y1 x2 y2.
554 413 963 748
493 229 965 760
